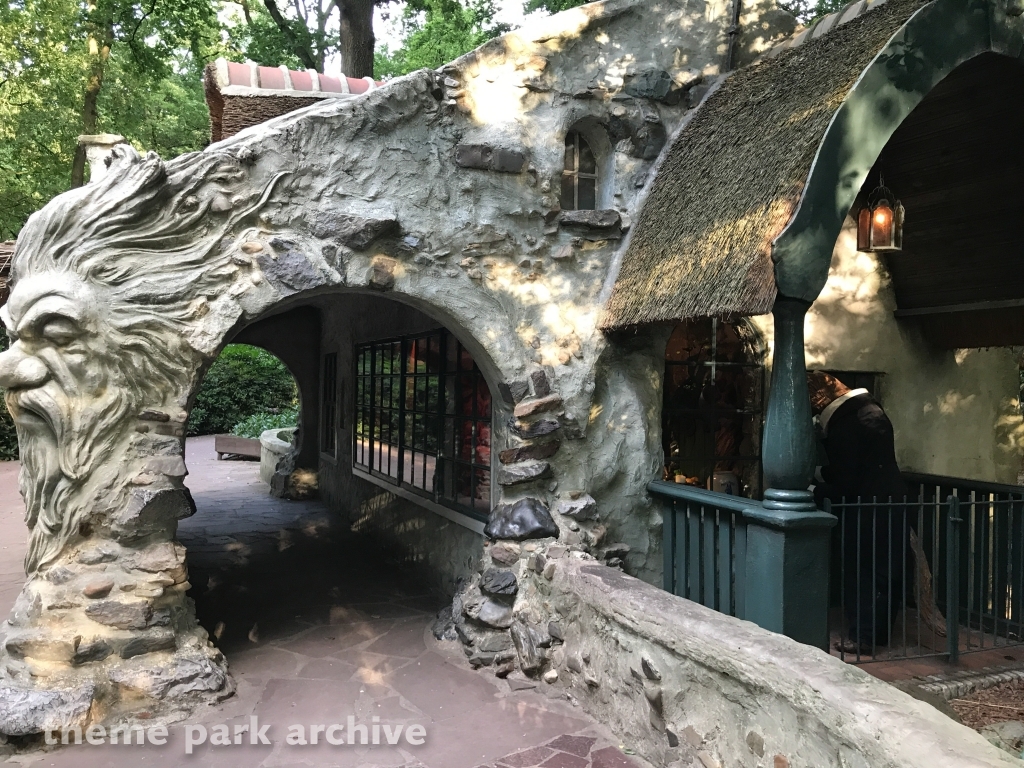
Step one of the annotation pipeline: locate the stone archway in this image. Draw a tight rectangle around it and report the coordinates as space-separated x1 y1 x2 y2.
0 138 543 731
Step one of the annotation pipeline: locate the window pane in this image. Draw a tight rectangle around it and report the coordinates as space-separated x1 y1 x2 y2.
564 133 575 171
560 174 576 211
578 177 596 210
578 137 596 174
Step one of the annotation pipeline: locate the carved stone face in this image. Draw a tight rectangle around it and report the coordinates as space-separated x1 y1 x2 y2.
0 272 134 573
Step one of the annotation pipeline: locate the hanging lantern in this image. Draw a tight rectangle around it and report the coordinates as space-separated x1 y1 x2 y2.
857 179 904 253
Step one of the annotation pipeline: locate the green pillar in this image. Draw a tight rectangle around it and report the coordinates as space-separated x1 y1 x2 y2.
744 297 835 649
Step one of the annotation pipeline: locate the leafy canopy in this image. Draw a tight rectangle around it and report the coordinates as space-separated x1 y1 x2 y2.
188 345 299 437
375 0 508 78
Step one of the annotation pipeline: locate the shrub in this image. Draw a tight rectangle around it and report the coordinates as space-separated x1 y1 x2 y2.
187 345 297 436
231 408 299 440
0 335 17 461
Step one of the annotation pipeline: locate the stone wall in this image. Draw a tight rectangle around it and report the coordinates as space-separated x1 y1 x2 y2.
753 218 1024 485
513 552 1020 768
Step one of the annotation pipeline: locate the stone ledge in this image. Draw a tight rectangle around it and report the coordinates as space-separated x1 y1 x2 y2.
540 558 1019 768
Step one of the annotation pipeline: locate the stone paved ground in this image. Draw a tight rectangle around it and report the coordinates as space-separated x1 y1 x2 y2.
0 437 646 768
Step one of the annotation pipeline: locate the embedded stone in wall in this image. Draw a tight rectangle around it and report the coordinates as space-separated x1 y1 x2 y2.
489 542 521 565
499 440 560 464
560 209 622 230
313 212 398 250
484 498 559 540
455 143 527 174
258 242 326 294
370 256 397 290
557 494 598 520
4 630 76 663
510 620 542 674
624 69 687 104
0 683 94 736
513 394 563 418
84 599 154 631
509 417 560 439
507 379 530 403
463 595 514 628
120 630 177 660
110 488 195 539
108 650 229 700
498 460 552 486
480 567 518 597
530 369 551 398
73 639 113 665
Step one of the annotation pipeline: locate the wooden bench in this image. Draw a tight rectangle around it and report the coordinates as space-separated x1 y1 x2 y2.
214 434 261 460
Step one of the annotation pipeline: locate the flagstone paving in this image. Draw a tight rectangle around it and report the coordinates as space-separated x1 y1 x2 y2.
0 437 647 768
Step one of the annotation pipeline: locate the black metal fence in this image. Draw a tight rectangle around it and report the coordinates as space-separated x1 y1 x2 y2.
651 472 1024 665
827 473 1024 663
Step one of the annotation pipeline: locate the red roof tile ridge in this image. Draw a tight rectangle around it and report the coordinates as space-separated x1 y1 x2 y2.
209 57 383 98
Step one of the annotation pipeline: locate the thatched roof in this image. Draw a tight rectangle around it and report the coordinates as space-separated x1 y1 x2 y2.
601 0 931 329
0 241 14 305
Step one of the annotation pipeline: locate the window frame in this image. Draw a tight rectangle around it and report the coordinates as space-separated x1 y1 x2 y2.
663 318 766 499
353 330 493 522
561 130 599 211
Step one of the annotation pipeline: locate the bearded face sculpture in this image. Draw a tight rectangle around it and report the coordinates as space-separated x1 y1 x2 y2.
0 274 136 573
0 145 274 576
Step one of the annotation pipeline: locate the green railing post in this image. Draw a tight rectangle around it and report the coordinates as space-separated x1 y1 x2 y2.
744 297 836 650
946 495 961 663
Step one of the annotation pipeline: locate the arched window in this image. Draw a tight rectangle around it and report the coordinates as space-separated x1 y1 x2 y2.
663 319 765 498
561 130 597 210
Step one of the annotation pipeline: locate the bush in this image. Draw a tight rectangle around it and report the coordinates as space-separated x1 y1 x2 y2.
231 408 299 440
187 345 298 436
0 335 17 461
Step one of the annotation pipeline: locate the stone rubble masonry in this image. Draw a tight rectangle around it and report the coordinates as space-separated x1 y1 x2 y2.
518 555 1021 768
0 0 798 731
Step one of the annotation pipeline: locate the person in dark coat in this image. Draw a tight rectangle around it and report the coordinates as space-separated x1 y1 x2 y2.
807 371 909 653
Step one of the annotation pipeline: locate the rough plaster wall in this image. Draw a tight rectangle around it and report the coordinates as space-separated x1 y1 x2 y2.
753 219 1024 485
315 293 484 596
522 555 1020 768
562 330 669 584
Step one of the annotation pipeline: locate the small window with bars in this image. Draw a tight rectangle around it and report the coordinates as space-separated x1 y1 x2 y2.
561 130 597 211
353 331 492 520
321 352 338 455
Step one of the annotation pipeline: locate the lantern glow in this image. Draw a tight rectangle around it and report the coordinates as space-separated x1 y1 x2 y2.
856 179 904 253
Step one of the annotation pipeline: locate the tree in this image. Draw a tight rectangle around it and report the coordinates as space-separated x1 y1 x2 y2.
521 0 585 14
375 0 508 78
0 0 218 236
775 0 847 24
226 0 379 78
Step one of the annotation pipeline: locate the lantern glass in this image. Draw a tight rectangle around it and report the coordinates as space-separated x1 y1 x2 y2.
870 199 897 251
857 207 872 251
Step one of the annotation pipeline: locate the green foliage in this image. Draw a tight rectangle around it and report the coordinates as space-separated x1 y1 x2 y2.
0 0 220 239
231 408 299 439
776 0 848 24
0 335 16 461
521 0 587 15
223 3 315 70
375 0 509 78
187 344 298 437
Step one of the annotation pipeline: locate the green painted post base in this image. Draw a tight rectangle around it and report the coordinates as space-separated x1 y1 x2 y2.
743 501 836 650
753 296 837 649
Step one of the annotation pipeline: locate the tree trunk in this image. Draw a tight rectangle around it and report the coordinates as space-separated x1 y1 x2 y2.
71 20 112 188
339 0 375 78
